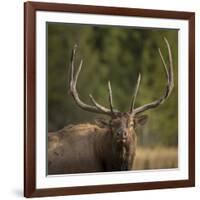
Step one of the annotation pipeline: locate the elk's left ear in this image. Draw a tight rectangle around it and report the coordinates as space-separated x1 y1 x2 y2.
135 115 148 127
95 118 110 128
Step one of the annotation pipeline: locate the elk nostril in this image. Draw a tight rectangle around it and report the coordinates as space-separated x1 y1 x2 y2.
123 131 128 138
117 131 121 136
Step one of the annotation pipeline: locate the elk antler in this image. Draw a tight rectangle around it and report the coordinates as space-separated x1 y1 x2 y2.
129 73 141 114
130 37 174 115
69 44 119 116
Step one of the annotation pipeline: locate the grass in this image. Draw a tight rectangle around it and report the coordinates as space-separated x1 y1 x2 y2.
133 146 178 170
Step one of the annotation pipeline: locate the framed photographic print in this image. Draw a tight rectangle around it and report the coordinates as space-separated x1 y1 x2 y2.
24 1 195 197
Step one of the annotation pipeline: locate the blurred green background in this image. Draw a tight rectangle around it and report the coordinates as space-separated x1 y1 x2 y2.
47 22 178 149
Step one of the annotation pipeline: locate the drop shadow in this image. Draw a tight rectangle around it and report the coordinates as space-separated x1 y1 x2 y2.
12 189 23 198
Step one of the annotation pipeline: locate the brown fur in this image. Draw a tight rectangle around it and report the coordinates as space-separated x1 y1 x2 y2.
48 114 147 175
48 123 110 174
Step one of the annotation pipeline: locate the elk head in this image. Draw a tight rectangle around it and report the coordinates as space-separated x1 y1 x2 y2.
68 38 174 170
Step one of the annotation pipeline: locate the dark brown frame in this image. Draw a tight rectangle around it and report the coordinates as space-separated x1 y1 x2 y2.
24 1 195 198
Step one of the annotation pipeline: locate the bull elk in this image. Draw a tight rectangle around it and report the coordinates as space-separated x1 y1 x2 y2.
48 38 174 175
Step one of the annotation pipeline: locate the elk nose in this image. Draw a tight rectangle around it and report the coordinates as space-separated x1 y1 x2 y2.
117 129 128 139
117 129 127 138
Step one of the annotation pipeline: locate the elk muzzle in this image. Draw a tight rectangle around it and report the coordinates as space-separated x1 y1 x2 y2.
116 128 129 143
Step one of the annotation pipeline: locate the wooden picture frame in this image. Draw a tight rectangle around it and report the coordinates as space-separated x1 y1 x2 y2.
24 1 195 197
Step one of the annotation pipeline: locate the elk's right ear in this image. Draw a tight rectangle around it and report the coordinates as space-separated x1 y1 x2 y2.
95 118 110 128
135 115 148 128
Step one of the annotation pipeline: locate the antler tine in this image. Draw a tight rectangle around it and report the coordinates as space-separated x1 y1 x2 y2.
69 44 117 116
108 81 114 114
68 44 77 90
129 73 141 114
158 48 169 79
88 94 113 113
164 37 174 93
133 38 174 115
